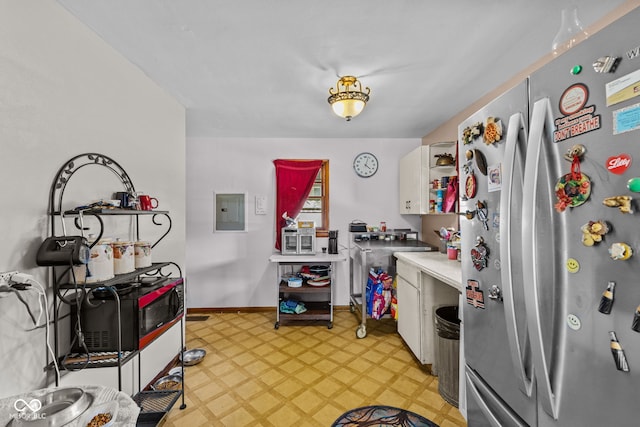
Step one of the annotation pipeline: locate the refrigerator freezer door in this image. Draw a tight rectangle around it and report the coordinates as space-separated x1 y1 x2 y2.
466 367 529 427
459 80 536 426
527 7 640 426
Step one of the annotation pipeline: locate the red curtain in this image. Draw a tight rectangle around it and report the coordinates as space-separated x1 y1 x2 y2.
274 159 323 250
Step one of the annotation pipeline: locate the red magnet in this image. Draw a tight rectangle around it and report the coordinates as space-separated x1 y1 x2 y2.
607 154 632 175
471 236 489 271
465 173 477 199
466 279 485 309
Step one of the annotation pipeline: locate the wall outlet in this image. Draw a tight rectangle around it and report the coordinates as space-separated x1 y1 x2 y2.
0 271 18 286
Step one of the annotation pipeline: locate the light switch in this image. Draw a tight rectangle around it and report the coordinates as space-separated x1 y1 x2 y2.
255 195 267 215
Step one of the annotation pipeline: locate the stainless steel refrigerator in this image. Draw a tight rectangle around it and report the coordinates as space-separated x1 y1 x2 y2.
458 7 640 426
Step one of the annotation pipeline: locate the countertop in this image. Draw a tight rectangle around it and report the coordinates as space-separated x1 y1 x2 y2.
394 251 462 292
353 239 436 251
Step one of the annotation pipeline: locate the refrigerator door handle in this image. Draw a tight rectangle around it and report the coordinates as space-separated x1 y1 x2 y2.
500 111 533 397
466 367 529 427
523 97 559 419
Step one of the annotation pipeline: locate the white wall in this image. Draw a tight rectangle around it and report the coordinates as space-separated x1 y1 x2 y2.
186 137 423 308
0 0 185 398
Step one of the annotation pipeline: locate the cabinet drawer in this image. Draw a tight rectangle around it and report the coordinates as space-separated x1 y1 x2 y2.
396 260 420 287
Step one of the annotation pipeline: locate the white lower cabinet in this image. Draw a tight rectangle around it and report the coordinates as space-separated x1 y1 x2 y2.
397 274 421 359
57 321 183 396
396 259 460 367
397 260 423 361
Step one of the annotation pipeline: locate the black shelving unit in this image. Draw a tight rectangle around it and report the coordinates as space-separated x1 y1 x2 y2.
43 153 186 420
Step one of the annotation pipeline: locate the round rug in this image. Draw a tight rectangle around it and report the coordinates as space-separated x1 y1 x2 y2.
331 405 439 427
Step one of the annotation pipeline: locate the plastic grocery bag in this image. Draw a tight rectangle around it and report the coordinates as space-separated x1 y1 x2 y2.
366 268 383 316
444 176 458 213
366 269 395 319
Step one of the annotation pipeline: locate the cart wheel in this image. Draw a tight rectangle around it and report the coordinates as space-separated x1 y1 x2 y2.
349 303 355 313
328 322 333 329
356 324 367 339
274 322 279 329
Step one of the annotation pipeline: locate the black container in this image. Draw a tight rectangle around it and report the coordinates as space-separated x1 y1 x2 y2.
328 230 339 254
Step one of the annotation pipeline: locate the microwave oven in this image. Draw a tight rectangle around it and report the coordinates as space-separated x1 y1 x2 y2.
281 228 316 255
71 277 184 352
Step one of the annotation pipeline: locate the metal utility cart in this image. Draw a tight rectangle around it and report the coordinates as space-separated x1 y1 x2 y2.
349 231 435 338
269 253 347 329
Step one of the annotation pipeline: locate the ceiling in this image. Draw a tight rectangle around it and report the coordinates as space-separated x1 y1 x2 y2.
56 0 626 139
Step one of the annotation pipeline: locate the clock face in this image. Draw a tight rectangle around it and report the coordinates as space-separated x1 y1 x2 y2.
353 152 378 178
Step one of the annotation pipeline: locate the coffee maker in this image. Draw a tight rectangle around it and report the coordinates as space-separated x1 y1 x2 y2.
328 230 339 254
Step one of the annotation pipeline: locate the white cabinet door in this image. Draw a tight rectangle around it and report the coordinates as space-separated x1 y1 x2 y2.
399 147 422 214
399 143 457 215
397 275 421 360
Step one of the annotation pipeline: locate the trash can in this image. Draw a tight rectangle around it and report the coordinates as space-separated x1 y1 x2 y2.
435 305 460 407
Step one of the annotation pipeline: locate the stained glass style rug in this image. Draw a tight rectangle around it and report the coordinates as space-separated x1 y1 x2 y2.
331 405 439 427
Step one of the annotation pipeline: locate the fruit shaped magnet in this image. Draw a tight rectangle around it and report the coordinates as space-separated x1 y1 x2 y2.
462 122 483 145
609 242 633 261
483 117 503 145
465 173 478 199
554 154 591 212
471 236 489 271
581 220 610 246
603 195 633 214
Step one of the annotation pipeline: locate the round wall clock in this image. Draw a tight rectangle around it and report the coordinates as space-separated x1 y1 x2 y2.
353 152 378 178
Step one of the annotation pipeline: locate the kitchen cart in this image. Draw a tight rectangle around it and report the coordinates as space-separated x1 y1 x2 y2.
349 231 435 338
41 153 186 418
269 253 346 329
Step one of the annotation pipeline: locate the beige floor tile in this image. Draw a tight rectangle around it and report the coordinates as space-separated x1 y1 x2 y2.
162 310 466 427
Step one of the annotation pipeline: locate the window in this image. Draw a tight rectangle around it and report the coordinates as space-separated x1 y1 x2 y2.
298 160 329 237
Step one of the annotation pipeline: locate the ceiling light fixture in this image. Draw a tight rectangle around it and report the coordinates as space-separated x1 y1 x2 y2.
328 76 370 121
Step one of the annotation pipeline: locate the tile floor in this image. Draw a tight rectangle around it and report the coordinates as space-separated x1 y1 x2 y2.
162 310 466 427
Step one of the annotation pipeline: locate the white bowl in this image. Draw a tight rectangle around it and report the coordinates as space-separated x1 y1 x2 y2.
78 400 119 427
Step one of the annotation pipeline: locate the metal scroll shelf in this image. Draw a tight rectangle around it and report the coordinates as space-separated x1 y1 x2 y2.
56 262 176 290
43 153 186 412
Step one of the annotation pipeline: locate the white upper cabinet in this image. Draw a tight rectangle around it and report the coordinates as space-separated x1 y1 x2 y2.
399 142 457 215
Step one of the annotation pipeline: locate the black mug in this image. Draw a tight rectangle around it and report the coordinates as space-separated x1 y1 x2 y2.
114 192 130 208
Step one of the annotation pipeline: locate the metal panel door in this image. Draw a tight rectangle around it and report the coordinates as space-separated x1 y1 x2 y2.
459 80 536 426
526 7 640 426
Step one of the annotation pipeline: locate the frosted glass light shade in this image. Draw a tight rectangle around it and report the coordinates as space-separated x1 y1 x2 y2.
331 99 365 121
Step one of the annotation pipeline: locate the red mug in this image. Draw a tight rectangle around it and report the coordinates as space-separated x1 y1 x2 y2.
138 195 158 211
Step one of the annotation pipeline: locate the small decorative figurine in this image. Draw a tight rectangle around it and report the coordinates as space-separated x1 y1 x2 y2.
581 220 609 246
609 242 633 261
483 117 503 145
603 195 633 214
